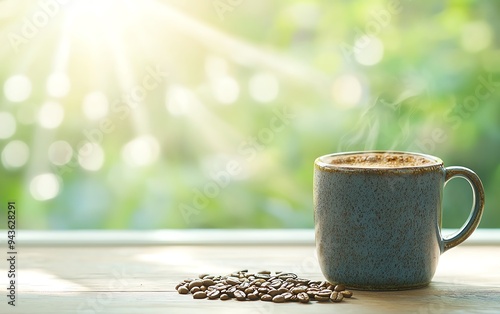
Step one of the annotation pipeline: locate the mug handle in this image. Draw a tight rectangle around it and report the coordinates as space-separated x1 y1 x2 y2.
442 166 485 252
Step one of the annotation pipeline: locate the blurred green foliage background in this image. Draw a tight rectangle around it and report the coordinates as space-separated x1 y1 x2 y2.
0 0 498 229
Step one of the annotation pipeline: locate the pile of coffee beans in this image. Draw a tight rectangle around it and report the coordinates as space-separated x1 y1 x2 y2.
175 270 353 304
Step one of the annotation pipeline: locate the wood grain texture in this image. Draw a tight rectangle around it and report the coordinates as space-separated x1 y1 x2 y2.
1 235 500 313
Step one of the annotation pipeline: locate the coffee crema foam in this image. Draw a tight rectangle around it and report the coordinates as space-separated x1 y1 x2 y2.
325 153 437 168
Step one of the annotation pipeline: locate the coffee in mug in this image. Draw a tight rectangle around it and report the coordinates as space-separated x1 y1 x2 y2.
313 151 484 290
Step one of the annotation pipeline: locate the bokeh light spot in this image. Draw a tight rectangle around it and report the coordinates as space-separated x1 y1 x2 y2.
249 72 279 103
47 72 71 98
0 112 16 139
121 135 160 167
29 173 60 201
4 75 32 102
461 21 492 53
211 76 239 105
82 91 109 120
48 141 73 166
166 85 192 116
38 101 64 129
354 36 384 66
78 142 105 171
1 140 29 169
332 74 363 108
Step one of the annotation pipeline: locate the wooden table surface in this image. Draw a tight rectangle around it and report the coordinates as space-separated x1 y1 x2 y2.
1 230 500 314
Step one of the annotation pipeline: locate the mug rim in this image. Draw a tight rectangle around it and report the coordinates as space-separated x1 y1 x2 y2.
315 151 444 172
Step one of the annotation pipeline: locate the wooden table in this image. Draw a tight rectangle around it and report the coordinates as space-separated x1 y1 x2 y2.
1 230 500 314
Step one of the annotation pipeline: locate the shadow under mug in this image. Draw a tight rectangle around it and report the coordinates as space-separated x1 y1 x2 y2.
313 151 485 290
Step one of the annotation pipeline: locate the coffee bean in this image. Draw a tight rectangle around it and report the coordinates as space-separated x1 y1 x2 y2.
250 279 265 286
239 281 250 289
334 284 345 292
261 294 272 302
226 277 240 286
188 279 203 290
278 273 297 280
315 295 330 302
248 292 259 301
319 281 328 288
202 279 215 286
291 286 306 294
283 292 293 301
234 290 246 301
330 291 344 303
175 283 184 290
297 292 310 303
176 271 353 304
193 291 207 299
270 279 282 288
341 290 353 298
277 288 288 295
306 287 319 296
261 281 271 288
226 286 237 297
207 289 220 299
308 280 321 286
296 278 310 284
281 282 293 290
317 289 332 297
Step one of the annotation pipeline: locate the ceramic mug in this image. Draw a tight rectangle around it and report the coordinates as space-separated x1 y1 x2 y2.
313 151 485 290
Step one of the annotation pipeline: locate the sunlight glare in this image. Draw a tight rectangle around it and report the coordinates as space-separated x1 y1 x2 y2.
82 91 109 120
166 85 193 116
46 72 71 98
205 55 229 79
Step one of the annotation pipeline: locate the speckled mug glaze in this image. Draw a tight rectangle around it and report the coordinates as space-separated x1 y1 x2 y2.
313 151 484 290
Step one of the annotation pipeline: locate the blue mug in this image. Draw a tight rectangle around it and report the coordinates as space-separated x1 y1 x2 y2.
313 151 484 290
